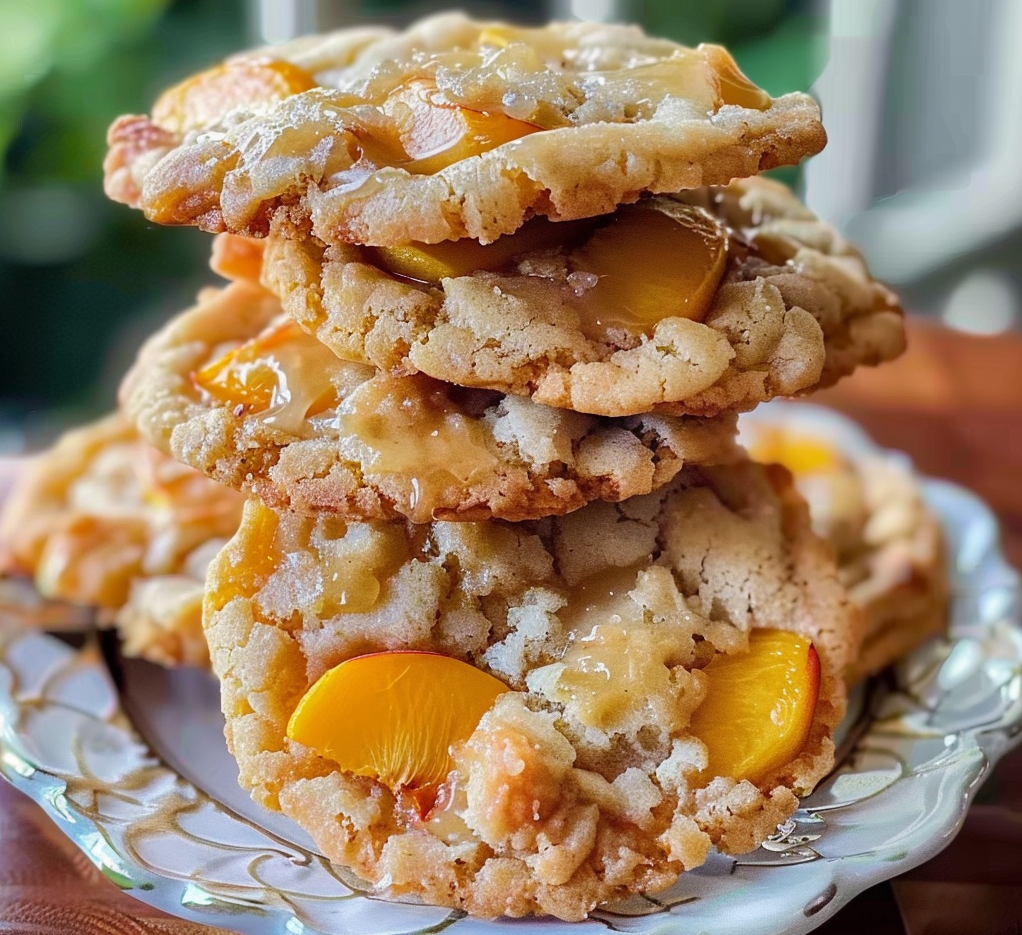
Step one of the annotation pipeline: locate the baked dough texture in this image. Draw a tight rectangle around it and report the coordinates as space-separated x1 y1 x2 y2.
0 414 243 666
104 13 826 247
266 176 905 417
204 461 859 919
120 280 740 522
741 413 947 682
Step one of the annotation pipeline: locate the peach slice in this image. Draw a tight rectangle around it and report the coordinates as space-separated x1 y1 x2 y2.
192 320 298 414
384 79 538 175
746 428 842 477
152 59 317 134
210 233 266 285
287 652 508 792
205 500 280 613
688 629 820 785
569 204 728 340
192 319 338 417
369 216 592 284
700 45 771 111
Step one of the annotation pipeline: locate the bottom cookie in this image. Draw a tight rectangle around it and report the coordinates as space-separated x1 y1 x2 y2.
204 461 859 919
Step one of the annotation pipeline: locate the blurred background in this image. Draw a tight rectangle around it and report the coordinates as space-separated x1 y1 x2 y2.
0 0 1018 445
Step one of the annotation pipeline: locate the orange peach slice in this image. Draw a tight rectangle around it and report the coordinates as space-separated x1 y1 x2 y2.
152 59 317 134
569 204 728 340
192 320 337 417
205 500 280 613
192 320 298 413
288 652 507 792
369 216 592 284
688 629 820 785
385 79 538 175
701 45 771 111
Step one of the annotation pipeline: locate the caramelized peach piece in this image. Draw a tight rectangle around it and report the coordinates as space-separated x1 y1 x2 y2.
747 429 842 476
152 59 316 134
210 233 266 285
700 45 771 111
385 79 538 175
193 320 298 413
570 205 728 340
206 500 280 612
369 217 593 284
287 652 508 791
192 319 338 417
688 629 820 785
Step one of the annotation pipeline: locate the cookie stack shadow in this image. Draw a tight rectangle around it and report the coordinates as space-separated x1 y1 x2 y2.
1 13 936 922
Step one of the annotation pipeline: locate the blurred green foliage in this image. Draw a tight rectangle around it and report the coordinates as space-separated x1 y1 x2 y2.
0 0 167 175
0 0 247 431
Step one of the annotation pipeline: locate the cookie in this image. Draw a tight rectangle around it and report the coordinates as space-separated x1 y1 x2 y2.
741 410 948 682
0 413 243 667
265 176 905 418
204 461 858 919
120 279 740 522
104 12 826 247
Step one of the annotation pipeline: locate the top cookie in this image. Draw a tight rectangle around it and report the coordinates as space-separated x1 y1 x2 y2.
104 12 826 247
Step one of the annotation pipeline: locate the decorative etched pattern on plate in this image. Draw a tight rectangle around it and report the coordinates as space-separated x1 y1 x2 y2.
1 405 1020 935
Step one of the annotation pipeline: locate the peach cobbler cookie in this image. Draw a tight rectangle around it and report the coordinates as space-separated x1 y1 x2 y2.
204 461 858 919
0 414 243 666
120 280 739 522
266 176 904 417
742 411 948 682
104 12 826 247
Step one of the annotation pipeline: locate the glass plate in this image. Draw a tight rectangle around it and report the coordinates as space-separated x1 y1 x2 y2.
1 404 1020 935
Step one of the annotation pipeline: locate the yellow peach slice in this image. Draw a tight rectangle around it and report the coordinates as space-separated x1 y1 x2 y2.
688 629 820 785
747 428 842 477
369 216 593 284
569 204 729 340
152 59 317 134
192 320 297 413
287 652 508 792
385 79 538 175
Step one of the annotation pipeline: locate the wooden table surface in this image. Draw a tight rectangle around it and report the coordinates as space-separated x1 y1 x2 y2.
1 317 1021 935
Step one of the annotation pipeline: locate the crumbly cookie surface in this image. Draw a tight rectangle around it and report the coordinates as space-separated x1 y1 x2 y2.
120 280 740 522
741 412 947 681
104 12 826 247
0 414 243 667
266 176 905 418
204 462 858 919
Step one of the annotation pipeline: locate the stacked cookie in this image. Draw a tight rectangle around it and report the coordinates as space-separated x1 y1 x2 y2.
0 411 243 666
741 407 948 684
6 12 925 920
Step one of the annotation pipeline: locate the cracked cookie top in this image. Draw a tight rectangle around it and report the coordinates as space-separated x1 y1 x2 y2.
0 413 243 666
104 12 826 247
120 275 739 523
204 460 857 919
265 176 905 417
